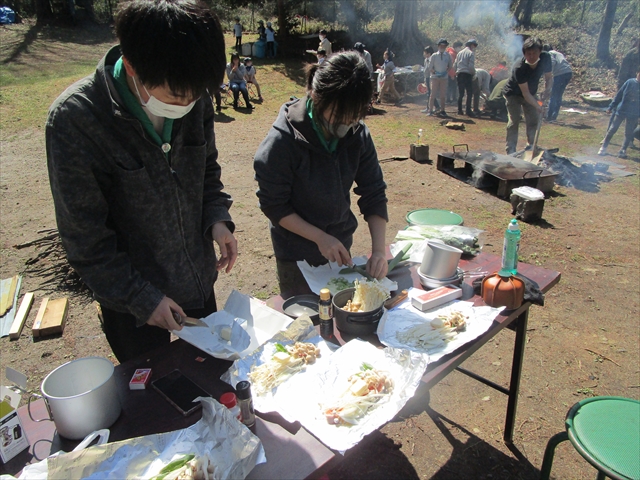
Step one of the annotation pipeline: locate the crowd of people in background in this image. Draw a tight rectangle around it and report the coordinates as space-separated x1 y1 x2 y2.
225 18 637 157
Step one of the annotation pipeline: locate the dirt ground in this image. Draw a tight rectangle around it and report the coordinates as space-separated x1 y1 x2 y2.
1 22 639 480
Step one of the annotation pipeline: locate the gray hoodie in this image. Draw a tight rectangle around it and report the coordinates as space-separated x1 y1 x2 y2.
46 46 234 325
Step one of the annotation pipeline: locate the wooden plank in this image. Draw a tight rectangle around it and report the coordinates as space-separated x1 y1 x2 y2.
31 297 49 338
0 275 18 316
9 292 34 340
38 298 69 337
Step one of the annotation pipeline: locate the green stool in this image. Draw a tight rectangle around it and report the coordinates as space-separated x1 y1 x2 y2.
540 396 640 480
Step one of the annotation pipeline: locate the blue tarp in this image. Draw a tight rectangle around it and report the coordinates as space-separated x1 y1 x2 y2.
0 6 16 24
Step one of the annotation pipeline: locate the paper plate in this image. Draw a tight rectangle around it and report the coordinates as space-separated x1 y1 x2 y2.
405 209 463 226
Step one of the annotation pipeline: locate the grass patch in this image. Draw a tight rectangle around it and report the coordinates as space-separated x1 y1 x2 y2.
1 74 92 137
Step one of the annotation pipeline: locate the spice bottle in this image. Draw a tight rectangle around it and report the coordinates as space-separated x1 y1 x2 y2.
219 392 242 422
499 219 521 276
318 288 333 339
236 380 256 429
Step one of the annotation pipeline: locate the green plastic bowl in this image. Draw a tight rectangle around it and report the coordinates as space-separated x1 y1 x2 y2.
405 209 464 226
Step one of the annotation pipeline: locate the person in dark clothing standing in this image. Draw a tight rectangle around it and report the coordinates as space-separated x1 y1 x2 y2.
46 0 238 362
254 52 388 298
454 39 478 116
599 68 640 159
503 37 553 154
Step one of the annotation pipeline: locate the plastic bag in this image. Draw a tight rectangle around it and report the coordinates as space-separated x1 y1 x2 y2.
394 225 484 255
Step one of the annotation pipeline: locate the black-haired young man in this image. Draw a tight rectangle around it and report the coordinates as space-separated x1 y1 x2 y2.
503 37 553 155
46 0 237 362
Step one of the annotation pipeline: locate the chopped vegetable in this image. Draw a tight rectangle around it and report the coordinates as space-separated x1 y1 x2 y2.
350 279 390 312
322 365 394 425
387 243 412 272
326 276 354 294
248 342 322 395
396 310 469 351
152 455 195 480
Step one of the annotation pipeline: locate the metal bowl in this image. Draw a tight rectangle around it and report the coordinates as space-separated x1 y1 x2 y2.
282 294 320 323
417 267 464 289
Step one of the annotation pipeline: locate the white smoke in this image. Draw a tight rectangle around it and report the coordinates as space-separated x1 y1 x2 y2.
454 0 523 65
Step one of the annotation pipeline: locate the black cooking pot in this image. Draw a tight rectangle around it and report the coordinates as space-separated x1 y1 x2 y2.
332 288 384 336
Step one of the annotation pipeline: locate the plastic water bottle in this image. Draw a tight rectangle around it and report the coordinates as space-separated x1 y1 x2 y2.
417 128 423 145
499 219 521 276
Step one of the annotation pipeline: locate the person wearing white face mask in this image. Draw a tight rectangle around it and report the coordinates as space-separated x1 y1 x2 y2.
254 52 388 298
46 0 238 363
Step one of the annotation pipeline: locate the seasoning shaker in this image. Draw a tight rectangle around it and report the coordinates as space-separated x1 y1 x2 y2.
219 392 242 422
318 288 333 339
236 380 256 429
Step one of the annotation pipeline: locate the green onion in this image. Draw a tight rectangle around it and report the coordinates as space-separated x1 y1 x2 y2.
275 343 288 354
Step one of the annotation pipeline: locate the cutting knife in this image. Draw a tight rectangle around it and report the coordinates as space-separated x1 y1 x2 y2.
172 311 208 328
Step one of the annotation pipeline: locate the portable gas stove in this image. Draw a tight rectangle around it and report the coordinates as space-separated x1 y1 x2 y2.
437 145 557 198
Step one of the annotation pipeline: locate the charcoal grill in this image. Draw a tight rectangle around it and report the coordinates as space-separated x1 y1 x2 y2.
437 145 557 198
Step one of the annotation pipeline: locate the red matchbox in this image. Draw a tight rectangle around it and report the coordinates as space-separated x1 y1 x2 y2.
129 368 152 390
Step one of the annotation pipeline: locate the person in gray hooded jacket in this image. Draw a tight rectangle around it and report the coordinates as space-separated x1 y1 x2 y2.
254 52 388 298
46 0 237 362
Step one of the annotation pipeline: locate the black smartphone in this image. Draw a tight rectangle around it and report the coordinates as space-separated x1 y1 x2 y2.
151 369 211 416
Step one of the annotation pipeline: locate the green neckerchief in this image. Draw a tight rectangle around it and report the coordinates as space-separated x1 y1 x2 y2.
112 57 173 155
306 97 338 153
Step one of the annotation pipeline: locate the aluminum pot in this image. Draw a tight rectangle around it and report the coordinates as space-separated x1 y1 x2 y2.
419 241 463 279
332 288 384 336
28 356 121 440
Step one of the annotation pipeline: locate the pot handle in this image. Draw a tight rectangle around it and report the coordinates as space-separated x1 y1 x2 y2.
27 393 53 423
73 429 110 452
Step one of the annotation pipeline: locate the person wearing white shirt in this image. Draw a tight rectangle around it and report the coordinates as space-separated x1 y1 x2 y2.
543 44 573 121
472 68 491 113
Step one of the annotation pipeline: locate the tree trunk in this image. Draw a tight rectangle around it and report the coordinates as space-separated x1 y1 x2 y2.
616 11 633 35
35 0 53 23
596 0 618 62
389 0 423 63
580 0 588 24
519 0 535 27
513 0 525 25
276 0 287 37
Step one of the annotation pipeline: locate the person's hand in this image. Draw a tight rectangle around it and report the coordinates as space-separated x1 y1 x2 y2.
317 233 351 266
606 108 612 114
146 296 184 331
366 251 388 280
212 222 238 273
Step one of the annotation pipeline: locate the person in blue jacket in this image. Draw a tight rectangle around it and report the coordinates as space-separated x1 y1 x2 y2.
598 68 639 159
254 52 388 298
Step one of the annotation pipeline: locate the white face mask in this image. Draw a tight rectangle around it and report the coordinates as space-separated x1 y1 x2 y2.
525 57 540 66
320 116 357 139
132 76 196 119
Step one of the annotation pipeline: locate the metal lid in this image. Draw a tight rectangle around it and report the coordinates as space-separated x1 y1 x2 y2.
320 288 330 300
406 209 463 226
236 380 252 400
